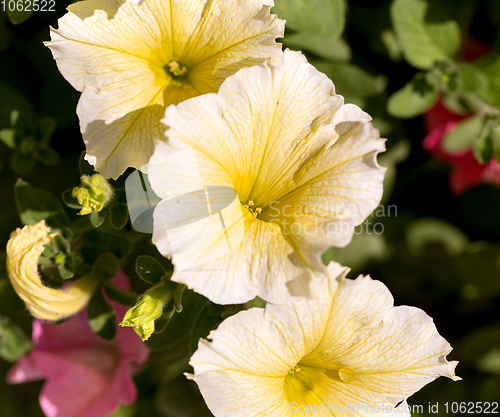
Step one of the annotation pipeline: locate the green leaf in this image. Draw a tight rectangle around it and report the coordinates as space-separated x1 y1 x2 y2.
441 92 470 115
473 133 494 164
406 218 469 257
11 110 33 138
11 151 36 174
42 244 56 258
153 298 176 334
14 179 70 228
87 287 117 340
442 115 483 153
390 0 453 69
478 348 500 374
457 63 489 93
104 283 138 306
6 7 34 25
35 117 56 143
146 289 207 350
38 147 60 166
92 252 120 281
57 262 74 280
313 61 387 98
380 29 402 61
273 0 345 37
136 255 169 285
387 73 437 118
90 210 106 228
53 234 70 253
426 20 461 57
110 201 129 229
80 230 132 265
474 55 500 108
283 33 351 62
493 124 500 165
478 77 500 109
0 129 16 148
189 303 227 353
0 315 32 362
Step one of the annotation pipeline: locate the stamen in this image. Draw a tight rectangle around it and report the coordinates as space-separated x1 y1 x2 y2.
288 364 301 375
168 61 188 77
244 201 262 217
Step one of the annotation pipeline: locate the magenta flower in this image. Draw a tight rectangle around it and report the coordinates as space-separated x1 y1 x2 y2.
7 271 149 417
423 100 500 195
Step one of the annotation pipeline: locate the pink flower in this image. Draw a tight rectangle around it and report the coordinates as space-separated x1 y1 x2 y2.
422 38 500 195
7 271 149 417
423 101 500 196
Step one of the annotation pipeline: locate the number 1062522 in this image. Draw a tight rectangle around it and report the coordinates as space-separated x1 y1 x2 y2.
2 0 55 12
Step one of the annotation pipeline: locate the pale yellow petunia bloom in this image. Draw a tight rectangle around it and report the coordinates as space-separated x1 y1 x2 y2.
46 0 284 179
188 262 460 417
6 221 98 321
148 50 386 304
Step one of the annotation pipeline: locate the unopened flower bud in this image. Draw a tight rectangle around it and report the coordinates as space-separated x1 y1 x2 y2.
120 283 173 341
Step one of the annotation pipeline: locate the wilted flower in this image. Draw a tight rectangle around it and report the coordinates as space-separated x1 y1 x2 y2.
8 271 149 417
46 0 284 179
149 50 386 304
6 221 98 321
188 262 460 417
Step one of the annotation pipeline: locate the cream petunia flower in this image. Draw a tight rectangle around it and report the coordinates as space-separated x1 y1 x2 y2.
148 50 386 304
188 262 460 417
46 0 284 179
6 221 98 321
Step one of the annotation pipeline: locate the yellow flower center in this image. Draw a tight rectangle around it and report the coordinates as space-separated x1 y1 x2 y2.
284 362 356 406
243 201 262 218
167 61 188 77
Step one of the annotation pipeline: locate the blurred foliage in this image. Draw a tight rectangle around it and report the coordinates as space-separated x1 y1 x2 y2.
1 0 500 416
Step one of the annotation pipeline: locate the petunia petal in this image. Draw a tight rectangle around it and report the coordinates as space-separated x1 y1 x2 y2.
47 0 284 179
189 308 296 416
154 50 385 304
303 274 460 406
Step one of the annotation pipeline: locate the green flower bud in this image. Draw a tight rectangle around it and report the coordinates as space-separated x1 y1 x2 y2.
72 175 113 216
120 283 173 341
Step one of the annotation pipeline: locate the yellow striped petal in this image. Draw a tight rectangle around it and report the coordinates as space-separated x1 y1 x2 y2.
47 0 284 179
150 50 386 304
189 262 459 417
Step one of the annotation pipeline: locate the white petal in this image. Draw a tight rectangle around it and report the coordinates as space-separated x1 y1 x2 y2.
189 266 459 416
156 50 385 303
47 0 284 178
303 273 460 405
190 309 296 417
